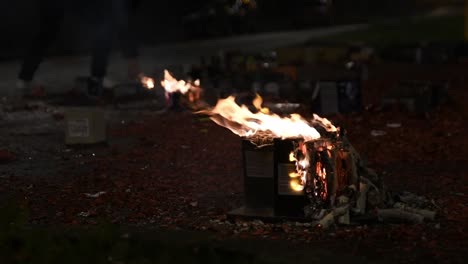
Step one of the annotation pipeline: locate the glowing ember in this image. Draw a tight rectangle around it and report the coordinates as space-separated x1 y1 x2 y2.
160 70 200 95
315 161 327 200
140 76 155 89
200 94 337 142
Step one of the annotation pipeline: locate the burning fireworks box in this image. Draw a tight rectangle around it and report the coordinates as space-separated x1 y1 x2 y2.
64 107 106 145
232 133 361 220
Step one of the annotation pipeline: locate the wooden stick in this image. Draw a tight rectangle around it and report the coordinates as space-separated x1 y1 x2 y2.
377 208 424 224
356 183 369 214
333 204 351 225
393 203 436 221
318 211 335 229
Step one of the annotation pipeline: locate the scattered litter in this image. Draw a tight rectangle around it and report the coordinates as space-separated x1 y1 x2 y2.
180 145 190 149
386 123 402 128
190 201 198 207
84 191 106 198
370 130 387 137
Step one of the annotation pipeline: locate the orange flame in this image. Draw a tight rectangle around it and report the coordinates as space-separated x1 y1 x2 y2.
200 95 336 141
290 179 304 192
315 161 328 200
160 70 200 95
200 94 336 195
140 76 155 89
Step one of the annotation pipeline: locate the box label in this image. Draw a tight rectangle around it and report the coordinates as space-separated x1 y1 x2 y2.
244 151 273 178
68 118 90 137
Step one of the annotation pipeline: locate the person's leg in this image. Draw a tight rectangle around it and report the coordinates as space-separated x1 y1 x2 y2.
115 0 140 79
88 0 114 95
88 22 113 95
18 0 64 82
90 15 113 80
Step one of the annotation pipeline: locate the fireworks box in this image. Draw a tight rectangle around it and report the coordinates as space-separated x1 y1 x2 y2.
64 107 106 145
298 80 362 115
381 80 448 113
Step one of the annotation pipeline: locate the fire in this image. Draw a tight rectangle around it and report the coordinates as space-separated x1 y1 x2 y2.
200 94 336 197
289 152 296 162
199 95 337 141
140 76 155 89
315 161 327 200
290 180 304 192
252 94 270 114
160 70 200 95
288 172 301 178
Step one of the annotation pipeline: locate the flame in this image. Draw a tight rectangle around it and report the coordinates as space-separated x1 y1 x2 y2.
289 152 296 162
289 172 301 178
252 94 270 114
140 76 155 89
200 95 336 141
290 179 304 192
314 161 328 200
160 69 200 95
199 94 336 196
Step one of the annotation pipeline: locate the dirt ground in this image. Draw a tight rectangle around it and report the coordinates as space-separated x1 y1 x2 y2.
1 80 467 263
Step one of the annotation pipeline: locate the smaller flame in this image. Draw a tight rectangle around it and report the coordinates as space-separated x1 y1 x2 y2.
252 94 270 114
289 152 296 162
290 179 304 192
140 76 155 89
315 162 328 200
289 172 301 178
289 149 309 193
299 159 309 169
160 69 200 95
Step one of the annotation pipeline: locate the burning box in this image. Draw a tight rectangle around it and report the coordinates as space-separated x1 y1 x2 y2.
200 92 436 226
238 131 360 220
64 107 106 145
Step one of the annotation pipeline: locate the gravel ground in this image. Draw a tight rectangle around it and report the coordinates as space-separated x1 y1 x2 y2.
0 83 467 263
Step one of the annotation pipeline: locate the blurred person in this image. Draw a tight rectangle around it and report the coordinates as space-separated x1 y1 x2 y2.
15 0 141 98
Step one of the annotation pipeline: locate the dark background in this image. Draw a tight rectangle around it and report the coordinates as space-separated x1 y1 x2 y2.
0 0 459 60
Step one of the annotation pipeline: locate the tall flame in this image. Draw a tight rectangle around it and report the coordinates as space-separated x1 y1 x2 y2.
160 70 200 95
200 94 337 141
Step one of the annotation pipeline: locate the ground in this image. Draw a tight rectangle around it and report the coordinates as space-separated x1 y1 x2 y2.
0 79 467 263
1 13 467 263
